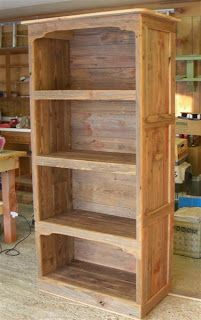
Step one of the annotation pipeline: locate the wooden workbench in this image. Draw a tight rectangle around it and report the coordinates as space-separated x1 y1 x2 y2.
0 150 26 243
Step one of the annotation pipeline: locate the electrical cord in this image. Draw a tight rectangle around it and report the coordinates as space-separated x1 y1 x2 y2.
0 214 32 256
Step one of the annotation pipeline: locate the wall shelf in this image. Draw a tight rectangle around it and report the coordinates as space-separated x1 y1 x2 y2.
0 96 29 100
0 46 28 55
0 128 31 133
176 55 201 90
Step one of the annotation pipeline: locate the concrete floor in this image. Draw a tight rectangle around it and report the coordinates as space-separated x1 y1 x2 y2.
172 254 201 299
0 210 201 320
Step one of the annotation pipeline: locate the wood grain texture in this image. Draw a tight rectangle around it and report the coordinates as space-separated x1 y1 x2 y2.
36 166 136 222
70 27 136 90
135 15 176 313
33 90 136 100
72 170 136 219
36 151 136 175
71 101 136 153
36 100 136 154
37 166 72 221
44 260 136 300
24 8 178 26
74 239 136 273
39 259 140 318
35 100 71 155
0 201 3 216
38 232 138 317
37 209 137 255
1 132 30 145
39 234 74 275
34 38 70 90
8 0 198 24
2 170 17 243
0 150 26 161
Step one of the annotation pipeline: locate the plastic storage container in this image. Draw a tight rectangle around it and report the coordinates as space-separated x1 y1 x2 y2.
174 207 201 258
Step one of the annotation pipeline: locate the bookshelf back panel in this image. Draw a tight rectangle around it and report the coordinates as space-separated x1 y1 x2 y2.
73 170 136 218
39 233 136 275
70 27 135 90
35 100 136 154
74 238 136 273
71 100 136 153
33 27 136 91
37 166 136 220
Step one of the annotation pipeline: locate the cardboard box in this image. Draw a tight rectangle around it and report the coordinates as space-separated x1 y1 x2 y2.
176 118 201 135
175 138 188 164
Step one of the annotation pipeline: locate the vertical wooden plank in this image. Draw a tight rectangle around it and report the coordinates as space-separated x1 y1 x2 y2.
39 233 74 276
35 100 71 155
5 54 11 97
135 14 144 306
2 170 17 243
34 38 69 90
39 234 57 275
192 17 201 113
55 234 74 268
139 16 176 314
143 215 169 301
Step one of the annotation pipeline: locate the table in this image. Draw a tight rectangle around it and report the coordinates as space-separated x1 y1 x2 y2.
0 150 26 243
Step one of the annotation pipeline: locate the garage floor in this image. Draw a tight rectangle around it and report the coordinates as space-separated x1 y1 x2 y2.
0 209 201 320
172 254 201 299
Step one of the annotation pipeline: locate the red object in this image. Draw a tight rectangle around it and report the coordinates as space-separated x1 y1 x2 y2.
0 123 11 128
10 118 19 128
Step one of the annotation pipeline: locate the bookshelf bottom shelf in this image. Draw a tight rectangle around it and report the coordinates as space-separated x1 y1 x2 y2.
39 260 139 318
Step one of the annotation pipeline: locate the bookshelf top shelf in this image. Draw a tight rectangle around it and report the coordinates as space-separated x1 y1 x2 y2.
24 8 179 26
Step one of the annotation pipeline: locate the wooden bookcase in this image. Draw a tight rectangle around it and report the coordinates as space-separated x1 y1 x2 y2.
26 9 177 319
